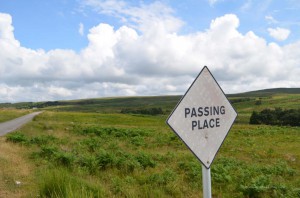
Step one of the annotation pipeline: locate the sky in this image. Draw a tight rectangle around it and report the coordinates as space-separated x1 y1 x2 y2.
0 0 300 103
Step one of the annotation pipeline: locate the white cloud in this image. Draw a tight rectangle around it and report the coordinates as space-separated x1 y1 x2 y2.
0 9 300 103
268 27 291 41
48 86 73 97
81 0 184 33
265 15 278 24
79 22 84 36
0 13 18 43
240 0 252 11
208 0 220 6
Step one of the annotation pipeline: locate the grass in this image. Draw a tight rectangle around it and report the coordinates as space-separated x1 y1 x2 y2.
0 91 299 197
0 138 35 197
0 109 31 123
2 110 299 197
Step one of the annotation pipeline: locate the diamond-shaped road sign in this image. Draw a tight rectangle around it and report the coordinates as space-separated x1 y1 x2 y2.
167 66 237 169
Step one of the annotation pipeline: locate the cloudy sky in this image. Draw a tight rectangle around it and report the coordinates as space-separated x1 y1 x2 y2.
0 0 300 102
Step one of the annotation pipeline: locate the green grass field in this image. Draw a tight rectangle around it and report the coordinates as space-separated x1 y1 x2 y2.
0 109 31 123
0 89 299 197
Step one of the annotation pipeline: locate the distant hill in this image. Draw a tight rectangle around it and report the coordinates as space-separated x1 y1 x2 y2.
1 88 299 116
228 88 300 97
0 95 182 114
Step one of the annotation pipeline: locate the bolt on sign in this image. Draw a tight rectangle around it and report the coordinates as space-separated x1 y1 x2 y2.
167 66 237 169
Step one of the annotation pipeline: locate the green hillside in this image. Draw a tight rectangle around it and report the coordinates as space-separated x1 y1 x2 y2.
242 87 300 95
0 95 181 113
2 88 298 125
0 88 299 197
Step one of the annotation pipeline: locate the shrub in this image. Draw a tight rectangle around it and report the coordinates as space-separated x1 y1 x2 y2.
178 160 202 183
115 153 140 173
147 169 177 185
239 176 271 198
135 152 156 169
121 107 164 115
121 159 140 173
30 135 58 146
96 149 116 170
130 136 145 146
229 97 253 104
77 154 98 173
73 126 151 149
79 137 102 152
250 111 260 124
261 161 295 176
255 100 262 105
39 145 59 159
55 152 75 168
249 108 300 126
6 132 28 143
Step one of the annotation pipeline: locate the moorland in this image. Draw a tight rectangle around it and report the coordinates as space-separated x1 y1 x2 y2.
0 88 299 197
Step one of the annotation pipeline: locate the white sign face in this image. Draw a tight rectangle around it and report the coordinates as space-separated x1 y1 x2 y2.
167 66 237 169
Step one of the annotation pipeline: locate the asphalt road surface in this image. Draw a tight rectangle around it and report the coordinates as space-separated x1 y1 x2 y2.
0 111 42 136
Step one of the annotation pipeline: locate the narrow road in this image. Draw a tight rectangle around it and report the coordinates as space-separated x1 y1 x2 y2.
0 111 42 136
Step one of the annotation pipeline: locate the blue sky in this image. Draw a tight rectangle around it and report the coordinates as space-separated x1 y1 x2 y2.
1 0 299 50
0 0 300 102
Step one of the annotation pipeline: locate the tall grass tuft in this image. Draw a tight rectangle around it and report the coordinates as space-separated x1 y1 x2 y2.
38 168 105 198
38 168 69 197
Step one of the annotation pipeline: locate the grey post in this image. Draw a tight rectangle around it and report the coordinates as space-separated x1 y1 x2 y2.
202 165 212 198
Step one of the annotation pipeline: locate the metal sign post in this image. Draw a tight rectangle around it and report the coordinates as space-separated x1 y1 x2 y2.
166 66 237 197
202 166 212 198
